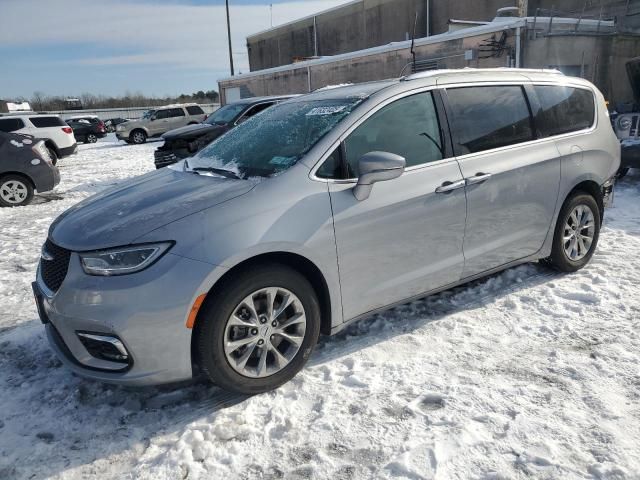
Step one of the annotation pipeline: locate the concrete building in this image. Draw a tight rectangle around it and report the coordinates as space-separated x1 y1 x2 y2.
219 9 640 107
246 0 640 71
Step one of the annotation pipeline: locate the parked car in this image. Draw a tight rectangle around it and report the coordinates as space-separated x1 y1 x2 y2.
0 131 60 207
115 104 207 144
67 119 107 144
34 69 619 394
0 114 76 164
154 96 294 169
613 56 640 177
104 117 129 133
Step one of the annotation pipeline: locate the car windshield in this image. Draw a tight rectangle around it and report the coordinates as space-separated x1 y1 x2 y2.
205 104 246 125
142 110 156 119
188 98 363 178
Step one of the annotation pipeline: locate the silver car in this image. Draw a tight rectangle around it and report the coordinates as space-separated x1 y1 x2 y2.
115 104 207 144
34 69 620 394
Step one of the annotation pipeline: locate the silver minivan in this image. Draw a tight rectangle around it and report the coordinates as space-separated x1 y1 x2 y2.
34 69 620 394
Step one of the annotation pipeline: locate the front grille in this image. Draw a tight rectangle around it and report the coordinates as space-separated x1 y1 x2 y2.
40 239 71 292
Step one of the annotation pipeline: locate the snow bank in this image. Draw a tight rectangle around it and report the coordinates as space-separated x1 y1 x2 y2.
0 140 639 479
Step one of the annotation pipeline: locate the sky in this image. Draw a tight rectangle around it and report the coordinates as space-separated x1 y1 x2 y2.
0 0 352 99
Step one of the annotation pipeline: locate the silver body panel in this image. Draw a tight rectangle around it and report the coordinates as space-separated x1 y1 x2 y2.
37 70 620 386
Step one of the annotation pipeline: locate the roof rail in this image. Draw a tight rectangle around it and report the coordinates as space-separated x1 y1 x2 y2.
402 67 564 82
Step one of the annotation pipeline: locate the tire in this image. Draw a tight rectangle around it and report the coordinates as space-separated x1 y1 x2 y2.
130 130 147 145
0 174 34 207
546 192 601 273
47 147 58 166
86 133 98 143
617 167 629 179
195 264 321 394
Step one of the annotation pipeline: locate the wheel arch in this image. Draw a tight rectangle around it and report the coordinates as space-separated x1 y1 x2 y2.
190 251 333 372
44 139 59 156
565 179 604 221
0 171 35 188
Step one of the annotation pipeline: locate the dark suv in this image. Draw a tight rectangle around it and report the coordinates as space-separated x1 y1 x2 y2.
154 96 294 169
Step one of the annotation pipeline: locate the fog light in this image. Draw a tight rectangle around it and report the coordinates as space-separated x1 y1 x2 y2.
77 332 130 364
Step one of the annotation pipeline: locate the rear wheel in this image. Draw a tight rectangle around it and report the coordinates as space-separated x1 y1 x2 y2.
0 175 34 207
86 133 98 143
195 264 321 394
546 192 600 272
130 130 147 144
47 147 58 166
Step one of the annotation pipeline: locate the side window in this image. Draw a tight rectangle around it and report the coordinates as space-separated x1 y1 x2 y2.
343 92 444 177
245 103 274 118
155 110 170 120
186 106 204 115
29 116 66 128
170 108 186 118
316 147 344 179
533 85 595 137
446 86 534 155
0 118 25 132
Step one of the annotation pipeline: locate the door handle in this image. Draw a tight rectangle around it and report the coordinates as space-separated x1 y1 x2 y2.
435 179 466 193
465 172 492 185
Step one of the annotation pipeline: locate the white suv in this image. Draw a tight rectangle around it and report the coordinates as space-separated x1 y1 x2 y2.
0 114 77 164
115 104 207 144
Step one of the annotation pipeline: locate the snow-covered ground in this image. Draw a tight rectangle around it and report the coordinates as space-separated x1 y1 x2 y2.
1 136 639 479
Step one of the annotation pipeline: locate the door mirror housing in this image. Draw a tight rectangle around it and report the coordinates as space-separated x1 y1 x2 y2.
353 151 406 201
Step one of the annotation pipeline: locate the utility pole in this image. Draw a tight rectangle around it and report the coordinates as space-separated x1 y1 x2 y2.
225 0 235 76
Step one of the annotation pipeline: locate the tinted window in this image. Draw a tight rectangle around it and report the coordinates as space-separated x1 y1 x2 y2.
533 86 595 137
186 106 204 115
169 108 186 118
317 147 344 179
155 110 170 120
447 86 534 155
244 102 274 118
29 116 66 128
0 118 25 132
343 92 443 177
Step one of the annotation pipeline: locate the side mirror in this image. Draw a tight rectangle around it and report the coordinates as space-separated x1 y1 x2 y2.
150 115 157 121
353 151 405 201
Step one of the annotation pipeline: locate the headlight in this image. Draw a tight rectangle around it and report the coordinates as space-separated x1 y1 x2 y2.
79 242 173 276
618 116 632 131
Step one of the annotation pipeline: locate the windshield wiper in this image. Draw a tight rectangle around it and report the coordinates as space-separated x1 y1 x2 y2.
191 167 240 179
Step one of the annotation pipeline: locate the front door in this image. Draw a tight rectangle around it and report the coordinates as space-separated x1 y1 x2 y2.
444 85 561 278
327 91 467 321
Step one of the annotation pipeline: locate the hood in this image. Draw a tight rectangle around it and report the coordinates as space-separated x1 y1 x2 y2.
162 123 223 140
49 168 255 251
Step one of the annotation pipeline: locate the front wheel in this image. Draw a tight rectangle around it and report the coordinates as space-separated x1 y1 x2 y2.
130 130 147 144
0 175 34 207
546 192 600 272
195 264 321 394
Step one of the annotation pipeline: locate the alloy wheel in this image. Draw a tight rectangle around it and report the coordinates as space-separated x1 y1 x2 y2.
0 180 28 205
563 204 596 261
223 287 306 378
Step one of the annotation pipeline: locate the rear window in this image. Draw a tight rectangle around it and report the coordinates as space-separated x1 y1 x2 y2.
533 85 595 137
0 118 25 132
446 86 534 155
29 116 66 128
186 106 204 115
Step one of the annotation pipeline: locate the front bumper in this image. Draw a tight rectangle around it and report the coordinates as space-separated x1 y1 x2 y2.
34 250 217 386
154 148 187 169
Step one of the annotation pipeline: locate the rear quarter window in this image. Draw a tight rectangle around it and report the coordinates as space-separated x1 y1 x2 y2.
186 106 204 115
0 118 25 132
29 116 66 128
533 85 595 137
